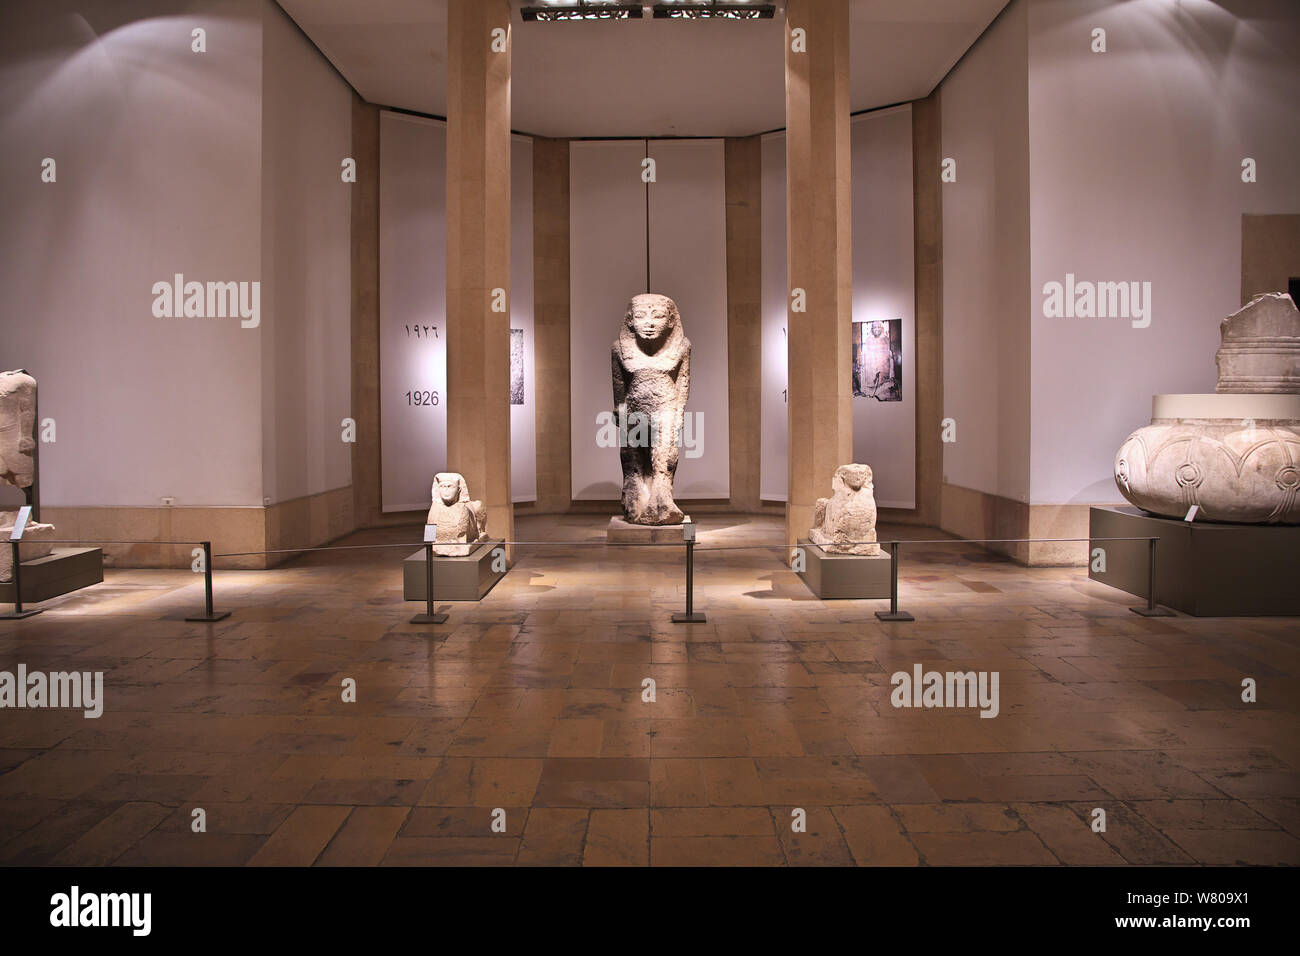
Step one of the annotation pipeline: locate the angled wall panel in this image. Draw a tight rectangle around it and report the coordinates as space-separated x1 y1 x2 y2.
379 111 448 511
380 113 537 511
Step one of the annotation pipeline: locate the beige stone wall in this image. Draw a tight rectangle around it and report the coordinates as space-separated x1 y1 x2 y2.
445 0 515 556
42 485 354 571
940 481 1110 566
909 89 944 529
533 138 572 514
350 95 393 530
784 0 855 552
725 136 763 515
1242 214 1300 305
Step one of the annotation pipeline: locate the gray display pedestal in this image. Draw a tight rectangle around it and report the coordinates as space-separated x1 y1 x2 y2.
607 516 691 544
403 541 505 603
795 540 892 600
1089 506 1300 616
0 548 103 604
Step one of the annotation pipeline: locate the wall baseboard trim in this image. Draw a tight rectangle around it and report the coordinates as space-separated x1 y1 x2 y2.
40 485 356 571
939 482 1124 566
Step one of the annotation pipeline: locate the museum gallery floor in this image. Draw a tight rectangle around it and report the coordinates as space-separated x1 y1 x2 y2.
0 514 1295 867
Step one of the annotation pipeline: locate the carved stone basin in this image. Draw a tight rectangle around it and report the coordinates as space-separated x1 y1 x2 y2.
1114 394 1300 524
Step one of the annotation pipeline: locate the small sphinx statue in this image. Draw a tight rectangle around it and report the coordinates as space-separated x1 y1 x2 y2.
426 472 488 556
612 292 692 525
809 463 881 555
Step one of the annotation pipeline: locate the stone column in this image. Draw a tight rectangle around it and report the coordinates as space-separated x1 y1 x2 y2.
446 0 513 554
725 135 763 514
349 95 385 528
912 90 943 528
533 138 572 514
784 0 853 553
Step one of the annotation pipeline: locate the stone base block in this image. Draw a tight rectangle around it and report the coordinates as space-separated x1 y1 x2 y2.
403 541 505 603
1089 506 1300 616
795 540 892 600
0 548 104 604
606 516 692 545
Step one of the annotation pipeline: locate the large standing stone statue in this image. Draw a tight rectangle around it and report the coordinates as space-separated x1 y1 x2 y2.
809 463 881 554
426 472 488 556
0 370 38 490
1114 292 1300 523
612 293 691 525
1 369 55 582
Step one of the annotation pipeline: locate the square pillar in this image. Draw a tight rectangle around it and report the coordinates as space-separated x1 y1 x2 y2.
785 0 853 553
446 0 513 554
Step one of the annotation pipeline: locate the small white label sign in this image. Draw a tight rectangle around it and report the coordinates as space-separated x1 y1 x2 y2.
9 506 31 541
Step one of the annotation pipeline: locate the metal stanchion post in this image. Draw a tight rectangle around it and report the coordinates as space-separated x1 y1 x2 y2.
875 541 914 622
186 541 230 622
1130 536 1174 617
672 525 706 624
2 539 43 619
411 541 448 625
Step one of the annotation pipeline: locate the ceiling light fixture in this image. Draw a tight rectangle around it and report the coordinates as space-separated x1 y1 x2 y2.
651 1 775 19
521 2 644 21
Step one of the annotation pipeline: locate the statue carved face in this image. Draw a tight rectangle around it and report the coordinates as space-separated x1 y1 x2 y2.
436 474 462 506
625 294 678 345
835 463 873 493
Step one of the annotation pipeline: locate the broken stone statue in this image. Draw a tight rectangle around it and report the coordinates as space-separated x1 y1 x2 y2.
1 369 38 490
1114 292 1300 523
426 472 489 556
612 293 692 525
809 463 882 555
0 369 55 581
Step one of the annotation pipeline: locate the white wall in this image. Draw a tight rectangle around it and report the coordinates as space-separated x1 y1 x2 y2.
850 106 916 509
940 0 1032 504
647 139 729 501
510 134 537 503
379 112 448 512
0 0 265 509
1027 0 1300 504
760 108 917 508
379 113 537 511
569 140 646 501
569 138 730 503
260 0 353 506
0 0 359 513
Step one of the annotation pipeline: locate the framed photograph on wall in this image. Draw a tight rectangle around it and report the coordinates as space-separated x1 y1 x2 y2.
510 328 525 405
852 318 902 402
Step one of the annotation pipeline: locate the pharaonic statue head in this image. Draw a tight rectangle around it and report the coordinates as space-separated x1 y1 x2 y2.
834 463 873 495
433 472 469 507
624 293 680 348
